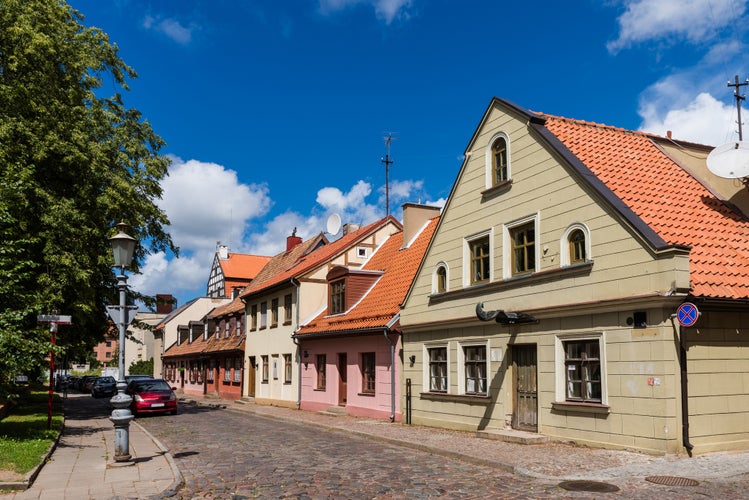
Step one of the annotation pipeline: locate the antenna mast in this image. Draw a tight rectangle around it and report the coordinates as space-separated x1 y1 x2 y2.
381 134 395 216
728 75 749 140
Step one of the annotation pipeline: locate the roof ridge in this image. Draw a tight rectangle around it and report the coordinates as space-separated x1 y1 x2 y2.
537 112 653 138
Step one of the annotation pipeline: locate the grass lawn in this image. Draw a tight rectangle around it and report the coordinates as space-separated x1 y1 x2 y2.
0 389 62 476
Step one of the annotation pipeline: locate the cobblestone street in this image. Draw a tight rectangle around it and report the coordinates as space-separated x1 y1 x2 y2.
137 400 749 499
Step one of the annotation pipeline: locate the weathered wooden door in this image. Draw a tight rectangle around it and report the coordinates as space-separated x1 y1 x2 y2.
338 353 347 406
247 356 256 397
513 345 538 432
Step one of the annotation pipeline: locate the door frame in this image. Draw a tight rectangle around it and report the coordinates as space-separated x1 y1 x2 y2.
337 353 347 406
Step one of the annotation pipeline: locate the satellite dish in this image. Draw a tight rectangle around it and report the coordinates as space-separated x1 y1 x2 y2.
326 213 341 236
706 141 749 179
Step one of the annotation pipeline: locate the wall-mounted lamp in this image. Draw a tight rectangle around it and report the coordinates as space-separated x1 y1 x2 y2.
303 350 309 369
303 350 309 358
409 355 416 367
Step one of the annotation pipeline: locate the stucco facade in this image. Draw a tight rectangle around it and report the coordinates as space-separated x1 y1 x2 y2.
400 97 749 455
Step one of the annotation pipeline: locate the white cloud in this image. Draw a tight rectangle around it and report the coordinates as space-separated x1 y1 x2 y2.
639 92 736 145
131 158 272 303
159 157 272 255
317 0 413 24
142 15 194 45
607 0 745 53
134 174 437 306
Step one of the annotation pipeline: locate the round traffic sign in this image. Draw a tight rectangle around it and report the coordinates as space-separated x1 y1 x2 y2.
676 302 700 327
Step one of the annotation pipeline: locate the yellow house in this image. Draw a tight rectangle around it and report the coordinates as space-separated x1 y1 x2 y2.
400 97 749 455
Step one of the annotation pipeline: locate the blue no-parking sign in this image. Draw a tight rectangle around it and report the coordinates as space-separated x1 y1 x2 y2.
676 302 700 327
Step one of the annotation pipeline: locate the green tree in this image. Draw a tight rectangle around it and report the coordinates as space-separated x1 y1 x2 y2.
0 0 176 398
129 358 154 376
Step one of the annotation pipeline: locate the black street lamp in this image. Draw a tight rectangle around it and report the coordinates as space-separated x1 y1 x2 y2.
107 221 137 464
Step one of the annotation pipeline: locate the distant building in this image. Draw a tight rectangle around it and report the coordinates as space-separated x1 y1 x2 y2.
206 245 272 299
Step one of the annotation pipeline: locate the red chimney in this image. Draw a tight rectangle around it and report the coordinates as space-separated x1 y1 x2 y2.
286 228 302 252
156 294 174 314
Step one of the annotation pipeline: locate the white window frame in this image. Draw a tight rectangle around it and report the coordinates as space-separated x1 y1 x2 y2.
555 333 607 405
432 262 449 294
456 340 489 396
423 343 449 393
356 246 369 258
502 213 540 280
485 131 511 189
560 223 591 267
463 228 494 288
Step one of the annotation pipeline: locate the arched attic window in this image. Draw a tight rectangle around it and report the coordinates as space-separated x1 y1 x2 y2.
433 263 448 294
560 224 591 267
485 132 511 189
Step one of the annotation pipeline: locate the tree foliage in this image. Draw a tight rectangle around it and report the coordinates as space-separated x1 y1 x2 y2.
129 358 154 376
0 0 176 398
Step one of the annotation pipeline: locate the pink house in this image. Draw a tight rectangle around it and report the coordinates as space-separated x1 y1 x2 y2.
294 204 440 421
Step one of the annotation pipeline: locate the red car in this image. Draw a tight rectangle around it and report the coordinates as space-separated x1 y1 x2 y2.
126 378 178 416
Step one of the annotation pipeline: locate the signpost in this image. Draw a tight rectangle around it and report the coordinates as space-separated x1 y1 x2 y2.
676 302 700 328
37 313 72 429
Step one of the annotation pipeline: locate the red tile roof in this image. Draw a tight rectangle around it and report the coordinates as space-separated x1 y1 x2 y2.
296 216 438 335
240 216 401 299
541 114 749 300
220 253 272 280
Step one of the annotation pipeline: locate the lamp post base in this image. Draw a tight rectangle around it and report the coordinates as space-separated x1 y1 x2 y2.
109 384 134 463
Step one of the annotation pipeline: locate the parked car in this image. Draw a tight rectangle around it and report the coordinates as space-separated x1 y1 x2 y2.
126 378 178 416
78 375 97 393
91 376 117 398
124 374 153 384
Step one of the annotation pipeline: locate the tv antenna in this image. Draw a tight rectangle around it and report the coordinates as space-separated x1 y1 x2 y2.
707 75 749 189
728 75 748 140
381 133 395 216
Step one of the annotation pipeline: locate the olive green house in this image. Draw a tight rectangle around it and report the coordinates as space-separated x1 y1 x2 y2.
399 97 749 455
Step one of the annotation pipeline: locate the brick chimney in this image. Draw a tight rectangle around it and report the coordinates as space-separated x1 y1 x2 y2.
286 227 302 252
402 203 441 247
156 294 174 314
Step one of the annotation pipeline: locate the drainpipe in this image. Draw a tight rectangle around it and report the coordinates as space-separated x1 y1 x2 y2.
678 323 694 455
291 278 301 410
384 329 396 422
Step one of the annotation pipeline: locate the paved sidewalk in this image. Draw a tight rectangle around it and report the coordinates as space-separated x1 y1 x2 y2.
0 393 181 500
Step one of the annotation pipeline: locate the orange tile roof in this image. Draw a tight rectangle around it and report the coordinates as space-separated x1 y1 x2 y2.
241 216 401 299
296 216 438 335
207 296 245 318
204 332 245 354
219 253 272 279
540 113 749 300
164 333 209 357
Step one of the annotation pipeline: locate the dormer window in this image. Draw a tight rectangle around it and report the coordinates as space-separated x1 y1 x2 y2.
330 279 346 315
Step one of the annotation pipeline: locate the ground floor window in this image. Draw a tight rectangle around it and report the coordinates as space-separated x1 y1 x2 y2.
463 345 487 395
563 338 601 403
428 346 447 392
261 355 269 383
223 358 231 382
234 357 242 383
284 354 292 384
361 352 375 393
316 354 326 390
207 359 215 382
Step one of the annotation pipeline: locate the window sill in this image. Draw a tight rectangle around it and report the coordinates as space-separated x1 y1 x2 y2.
358 392 375 397
551 401 610 415
283 321 292 326
314 388 326 392
481 179 513 200
420 392 491 403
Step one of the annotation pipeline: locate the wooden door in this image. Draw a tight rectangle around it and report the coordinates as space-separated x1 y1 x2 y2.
512 345 538 432
247 356 256 397
338 353 347 406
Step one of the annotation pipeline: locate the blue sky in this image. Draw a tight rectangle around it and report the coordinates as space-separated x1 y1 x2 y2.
68 0 749 307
